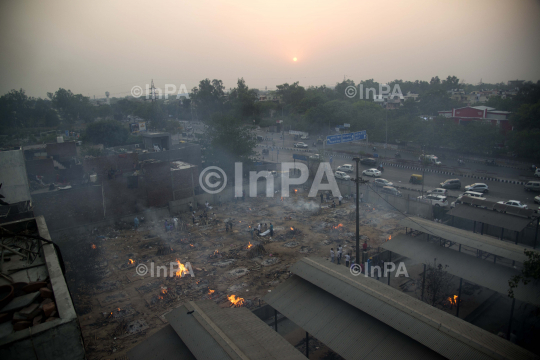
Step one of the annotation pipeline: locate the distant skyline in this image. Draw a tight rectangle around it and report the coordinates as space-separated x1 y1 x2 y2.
1 0 539 99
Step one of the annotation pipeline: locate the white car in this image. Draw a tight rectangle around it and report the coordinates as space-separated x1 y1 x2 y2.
337 164 354 173
301 135 309 140
362 168 381 177
427 188 448 196
535 195 540 204
464 183 489 193
294 142 308 148
335 171 351 181
417 194 449 207
374 178 393 187
309 154 323 160
497 200 528 209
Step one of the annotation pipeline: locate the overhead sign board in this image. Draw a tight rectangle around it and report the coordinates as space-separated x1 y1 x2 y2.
344 123 351 128
292 154 308 161
326 130 366 145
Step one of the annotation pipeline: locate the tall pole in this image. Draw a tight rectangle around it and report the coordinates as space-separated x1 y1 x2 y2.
421 146 425 197
353 157 360 265
385 105 388 160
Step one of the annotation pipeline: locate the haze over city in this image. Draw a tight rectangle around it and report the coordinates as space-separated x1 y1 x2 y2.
1 0 540 98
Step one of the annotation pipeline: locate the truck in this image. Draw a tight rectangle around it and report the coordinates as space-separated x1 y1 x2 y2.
419 154 441 166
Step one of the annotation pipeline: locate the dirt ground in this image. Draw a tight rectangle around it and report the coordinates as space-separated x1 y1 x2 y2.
64 194 407 359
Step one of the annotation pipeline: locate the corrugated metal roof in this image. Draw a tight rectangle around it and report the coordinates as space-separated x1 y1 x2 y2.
166 300 307 360
264 275 446 360
381 235 540 307
285 257 537 360
447 205 533 232
399 216 536 263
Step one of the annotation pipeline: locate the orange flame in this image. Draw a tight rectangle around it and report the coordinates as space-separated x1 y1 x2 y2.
117 308 121 311
294 189 297 193
281 197 283 201
249 208 252 210
161 288 168 295
128 259 134 264
247 242 253 249
190 244 194 247
228 294 245 307
208 289 215 295
448 295 458 305
175 260 189 277
290 227 294 231
91 244 96 249
333 224 343 229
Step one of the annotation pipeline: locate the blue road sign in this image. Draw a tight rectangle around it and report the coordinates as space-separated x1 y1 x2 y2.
326 134 342 145
327 130 366 145
293 154 308 161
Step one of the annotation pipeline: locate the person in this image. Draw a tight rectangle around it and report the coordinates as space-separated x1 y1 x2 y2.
173 217 178 230
337 245 343 264
192 213 196 224
134 217 139 229
270 223 274 237
164 220 169 231
229 221 233 230
326 192 330 202
320 193 324 204
226 223 229 233
189 202 193 213
345 253 350 268
338 195 343 206
257 223 261 235
360 193 364 203
366 257 372 276
330 248 335 263
363 240 368 251
331 200 336 208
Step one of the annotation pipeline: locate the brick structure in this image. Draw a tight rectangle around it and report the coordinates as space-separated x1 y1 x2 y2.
46 142 77 161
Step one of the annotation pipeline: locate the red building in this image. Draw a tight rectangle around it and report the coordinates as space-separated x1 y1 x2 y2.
438 106 512 132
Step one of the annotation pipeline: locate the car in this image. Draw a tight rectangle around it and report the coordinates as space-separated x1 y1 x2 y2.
337 164 354 173
535 168 540 178
497 200 528 209
535 195 540 204
451 191 486 208
381 186 402 197
301 135 309 140
294 142 308 148
362 168 381 177
440 179 461 189
464 183 489 193
427 188 448 196
417 194 449 207
524 181 540 192
309 154 323 160
374 178 393 187
334 171 351 180
360 158 377 166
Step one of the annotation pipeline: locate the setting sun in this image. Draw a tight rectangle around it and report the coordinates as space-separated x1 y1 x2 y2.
293 57 297 62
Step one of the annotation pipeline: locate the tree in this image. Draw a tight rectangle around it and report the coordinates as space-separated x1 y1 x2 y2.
190 79 225 121
508 250 540 298
276 82 306 110
83 120 129 147
228 78 259 121
418 260 454 307
203 113 256 172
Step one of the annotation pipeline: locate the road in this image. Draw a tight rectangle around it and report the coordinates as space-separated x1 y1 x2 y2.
253 131 539 209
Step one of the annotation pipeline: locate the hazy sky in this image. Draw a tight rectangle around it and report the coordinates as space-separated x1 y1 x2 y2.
1 0 539 99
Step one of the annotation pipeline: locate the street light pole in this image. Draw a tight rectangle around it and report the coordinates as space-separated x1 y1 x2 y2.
353 157 361 265
421 146 425 197
385 104 388 160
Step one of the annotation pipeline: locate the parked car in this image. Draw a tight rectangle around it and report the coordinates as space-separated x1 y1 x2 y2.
524 181 540 192
381 186 402 197
417 194 449 207
464 183 489 193
256 135 264 142
309 153 323 160
294 142 308 148
335 171 351 181
497 200 528 209
301 135 309 140
535 168 540 178
337 164 354 173
360 158 377 166
374 178 393 187
440 179 461 189
427 188 448 196
535 195 540 204
362 168 381 177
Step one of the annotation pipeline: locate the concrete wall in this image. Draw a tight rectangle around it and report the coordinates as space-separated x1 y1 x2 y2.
83 153 138 175
0 149 32 204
